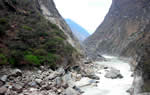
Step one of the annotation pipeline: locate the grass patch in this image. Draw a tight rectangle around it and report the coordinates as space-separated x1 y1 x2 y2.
22 25 32 31
0 53 7 64
24 54 40 65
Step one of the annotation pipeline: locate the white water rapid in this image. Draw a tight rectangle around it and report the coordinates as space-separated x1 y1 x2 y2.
80 55 134 95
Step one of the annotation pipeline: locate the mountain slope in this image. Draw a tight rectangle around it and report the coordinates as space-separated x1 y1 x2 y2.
65 19 90 42
0 0 82 68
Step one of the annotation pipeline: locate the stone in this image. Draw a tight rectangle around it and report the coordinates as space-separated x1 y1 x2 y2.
12 84 23 93
0 75 8 82
105 68 123 79
0 87 7 94
35 79 42 84
11 69 22 77
48 72 58 80
55 77 62 87
73 86 84 93
76 74 82 81
28 81 38 87
0 81 4 87
65 87 79 95
86 74 100 80
37 70 42 74
104 67 108 69
57 68 65 76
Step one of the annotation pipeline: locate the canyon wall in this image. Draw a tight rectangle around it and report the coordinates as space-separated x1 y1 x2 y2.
84 0 150 94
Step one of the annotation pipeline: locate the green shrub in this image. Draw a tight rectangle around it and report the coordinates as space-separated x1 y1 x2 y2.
24 54 40 65
64 44 75 54
9 50 24 64
12 0 17 4
33 49 47 56
50 23 58 29
0 18 9 36
46 37 64 49
8 57 16 65
52 30 66 39
0 18 8 24
22 25 32 31
0 53 7 64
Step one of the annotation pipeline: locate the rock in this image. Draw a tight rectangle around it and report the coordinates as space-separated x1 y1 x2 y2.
35 79 42 84
62 73 75 88
126 88 133 93
104 68 123 79
76 74 82 81
0 75 8 82
0 81 4 87
12 84 23 93
37 70 42 74
0 87 7 94
40 66 44 70
84 60 92 64
57 68 65 76
65 87 79 95
11 69 22 77
104 67 108 69
48 72 58 80
55 77 62 87
86 74 100 80
131 73 134 77
73 86 84 93
57 89 62 94
28 81 38 87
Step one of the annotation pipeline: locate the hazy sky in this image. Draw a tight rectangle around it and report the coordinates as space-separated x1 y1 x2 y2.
54 0 112 34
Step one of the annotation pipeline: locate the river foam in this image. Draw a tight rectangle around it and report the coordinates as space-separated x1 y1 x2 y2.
80 55 134 95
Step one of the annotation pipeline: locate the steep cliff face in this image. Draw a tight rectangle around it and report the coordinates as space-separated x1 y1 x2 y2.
84 0 150 57
84 0 150 94
0 0 82 68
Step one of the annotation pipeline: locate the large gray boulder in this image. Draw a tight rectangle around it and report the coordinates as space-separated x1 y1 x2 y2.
105 68 123 79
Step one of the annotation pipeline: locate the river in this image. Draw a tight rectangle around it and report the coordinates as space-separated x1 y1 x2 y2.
80 55 134 95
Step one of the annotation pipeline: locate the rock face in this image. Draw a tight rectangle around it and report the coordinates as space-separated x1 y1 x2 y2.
37 0 82 50
84 0 150 94
84 0 150 57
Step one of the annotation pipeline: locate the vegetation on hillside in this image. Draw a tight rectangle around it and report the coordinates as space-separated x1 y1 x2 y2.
0 0 79 69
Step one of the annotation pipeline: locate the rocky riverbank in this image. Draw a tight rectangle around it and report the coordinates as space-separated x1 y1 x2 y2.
0 59 101 95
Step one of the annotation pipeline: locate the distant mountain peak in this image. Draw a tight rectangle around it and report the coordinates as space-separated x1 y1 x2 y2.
65 19 90 42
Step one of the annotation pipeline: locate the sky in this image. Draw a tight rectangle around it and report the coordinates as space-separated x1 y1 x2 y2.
54 0 112 34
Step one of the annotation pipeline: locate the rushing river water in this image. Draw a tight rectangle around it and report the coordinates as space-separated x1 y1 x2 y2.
80 55 134 95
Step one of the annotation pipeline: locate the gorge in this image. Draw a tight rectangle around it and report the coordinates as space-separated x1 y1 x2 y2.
0 0 150 95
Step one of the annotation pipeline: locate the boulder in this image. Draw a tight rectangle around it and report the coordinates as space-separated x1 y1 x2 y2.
0 81 4 87
12 83 23 93
105 68 123 79
0 75 8 82
35 79 42 84
28 81 38 87
0 87 7 94
11 69 22 77
48 71 58 80
73 86 84 93
57 68 65 76
65 87 79 95
55 77 62 87
85 74 100 80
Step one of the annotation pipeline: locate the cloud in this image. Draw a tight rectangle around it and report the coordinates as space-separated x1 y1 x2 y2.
54 0 112 34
